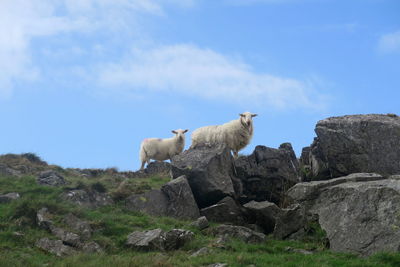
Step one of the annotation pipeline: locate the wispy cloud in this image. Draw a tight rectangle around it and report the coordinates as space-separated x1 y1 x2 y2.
378 30 400 54
0 0 188 98
98 44 327 110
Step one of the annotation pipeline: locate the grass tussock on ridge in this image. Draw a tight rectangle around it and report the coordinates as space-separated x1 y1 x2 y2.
0 174 400 267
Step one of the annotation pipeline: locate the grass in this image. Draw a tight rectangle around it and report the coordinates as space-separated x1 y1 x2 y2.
1 174 400 267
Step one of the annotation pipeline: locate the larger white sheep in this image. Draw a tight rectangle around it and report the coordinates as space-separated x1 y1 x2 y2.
139 129 188 171
191 112 257 158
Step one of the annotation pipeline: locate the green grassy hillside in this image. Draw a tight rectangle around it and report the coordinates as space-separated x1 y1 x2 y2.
1 174 399 267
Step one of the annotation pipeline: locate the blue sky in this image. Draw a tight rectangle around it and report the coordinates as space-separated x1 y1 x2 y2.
1 0 399 171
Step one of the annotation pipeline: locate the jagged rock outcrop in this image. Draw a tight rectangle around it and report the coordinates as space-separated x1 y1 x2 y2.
305 114 400 180
126 176 200 220
171 144 236 208
35 238 76 257
37 170 67 186
200 196 245 225
287 173 400 256
235 143 300 205
243 200 281 234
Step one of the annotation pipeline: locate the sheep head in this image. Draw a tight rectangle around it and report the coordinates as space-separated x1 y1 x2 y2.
172 129 189 140
239 112 257 127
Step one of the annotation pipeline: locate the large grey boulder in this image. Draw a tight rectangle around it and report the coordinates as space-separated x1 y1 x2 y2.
243 200 281 234
161 175 200 219
0 164 21 177
126 176 200 219
171 144 236 208
287 173 400 256
308 114 400 179
200 196 245 225
50 227 81 247
235 143 300 205
125 189 168 216
37 207 54 231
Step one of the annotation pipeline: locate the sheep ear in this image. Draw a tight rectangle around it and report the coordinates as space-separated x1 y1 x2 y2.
183 129 189 133
172 130 177 134
251 114 258 117
239 113 245 117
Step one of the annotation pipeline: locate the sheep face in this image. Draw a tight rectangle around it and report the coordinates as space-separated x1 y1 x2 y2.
171 129 189 141
239 112 257 127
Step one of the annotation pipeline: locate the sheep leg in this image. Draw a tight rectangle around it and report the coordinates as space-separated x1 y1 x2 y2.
233 151 239 159
140 161 146 171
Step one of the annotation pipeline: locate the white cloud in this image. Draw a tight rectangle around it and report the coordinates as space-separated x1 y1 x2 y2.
99 44 326 110
0 0 189 98
379 31 400 54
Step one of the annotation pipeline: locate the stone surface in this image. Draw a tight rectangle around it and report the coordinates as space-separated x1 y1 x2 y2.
126 228 194 251
208 225 266 244
190 216 209 230
125 189 168 216
81 241 103 253
163 229 194 251
61 189 114 209
200 196 245 225
50 227 81 247
35 238 76 257
161 175 200 219
171 144 236 208
235 143 300 205
37 207 53 231
0 192 20 203
143 161 171 176
273 204 306 240
0 164 21 177
37 170 66 186
190 247 210 257
243 200 281 234
287 173 400 256
126 228 165 251
308 114 400 179
63 213 92 240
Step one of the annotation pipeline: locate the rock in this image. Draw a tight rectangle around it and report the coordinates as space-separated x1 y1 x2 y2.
61 189 114 209
126 229 165 251
35 238 76 257
50 227 81 247
235 144 300 205
190 216 209 230
163 229 194 250
63 213 92 240
308 114 400 179
207 264 228 267
37 170 66 186
287 173 400 256
243 200 281 234
125 189 168 216
37 207 53 231
0 192 20 203
161 175 201 219
190 247 210 257
0 164 21 177
126 228 193 251
273 204 306 240
171 144 236 208
200 196 245 225
208 225 266 244
144 161 171 176
81 241 103 253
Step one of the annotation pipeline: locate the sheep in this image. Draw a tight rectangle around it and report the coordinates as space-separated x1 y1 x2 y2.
139 129 188 171
191 112 257 159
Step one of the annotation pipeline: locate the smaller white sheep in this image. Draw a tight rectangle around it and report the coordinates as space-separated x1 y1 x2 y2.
191 112 257 158
139 129 188 171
